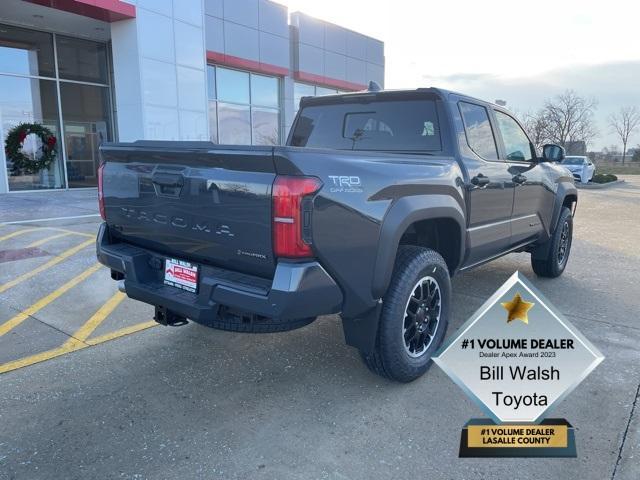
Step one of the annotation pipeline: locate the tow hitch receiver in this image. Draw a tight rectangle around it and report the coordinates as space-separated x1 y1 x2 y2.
154 305 188 326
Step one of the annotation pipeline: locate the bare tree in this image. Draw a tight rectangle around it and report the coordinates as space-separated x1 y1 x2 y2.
522 109 551 152
602 145 619 162
543 90 598 149
608 106 640 164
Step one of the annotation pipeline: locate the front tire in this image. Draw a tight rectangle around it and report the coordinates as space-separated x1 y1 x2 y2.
531 206 573 278
360 246 451 382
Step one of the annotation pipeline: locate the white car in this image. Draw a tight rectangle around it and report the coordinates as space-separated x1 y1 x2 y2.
561 156 595 184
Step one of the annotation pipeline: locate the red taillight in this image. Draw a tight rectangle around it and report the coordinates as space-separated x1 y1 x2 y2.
272 175 322 258
97 163 106 221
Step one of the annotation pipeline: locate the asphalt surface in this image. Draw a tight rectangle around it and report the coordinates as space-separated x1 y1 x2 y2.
0 179 639 480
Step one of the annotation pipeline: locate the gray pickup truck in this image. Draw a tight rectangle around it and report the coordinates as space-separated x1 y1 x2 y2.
96 87 577 382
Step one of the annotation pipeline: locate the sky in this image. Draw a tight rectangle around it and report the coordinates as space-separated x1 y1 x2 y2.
280 0 640 150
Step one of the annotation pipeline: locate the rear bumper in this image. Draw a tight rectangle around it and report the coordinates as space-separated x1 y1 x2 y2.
96 223 343 323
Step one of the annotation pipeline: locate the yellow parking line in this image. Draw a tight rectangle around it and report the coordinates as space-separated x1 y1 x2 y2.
0 238 95 294
0 228 40 242
64 291 127 347
0 263 102 337
0 343 86 375
0 320 157 374
27 232 73 248
51 228 93 238
86 321 157 345
0 227 92 243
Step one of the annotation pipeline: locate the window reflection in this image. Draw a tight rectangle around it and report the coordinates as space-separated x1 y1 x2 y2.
252 107 279 145
495 111 533 161
459 102 498 160
218 102 251 144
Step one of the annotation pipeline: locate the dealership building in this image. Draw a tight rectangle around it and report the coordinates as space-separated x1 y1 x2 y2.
0 0 385 193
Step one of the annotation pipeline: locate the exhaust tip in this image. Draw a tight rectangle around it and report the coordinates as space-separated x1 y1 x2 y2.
117 280 125 293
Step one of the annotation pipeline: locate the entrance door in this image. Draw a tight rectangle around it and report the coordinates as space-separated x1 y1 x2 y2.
457 101 515 267
56 35 112 188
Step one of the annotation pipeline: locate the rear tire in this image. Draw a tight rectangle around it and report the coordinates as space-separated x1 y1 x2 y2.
360 246 450 382
531 206 573 278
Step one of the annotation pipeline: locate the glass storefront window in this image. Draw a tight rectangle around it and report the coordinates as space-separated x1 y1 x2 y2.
0 25 113 191
208 101 218 143
251 107 279 145
294 83 342 113
218 102 251 144
216 67 249 104
0 76 64 190
207 65 216 100
60 83 112 188
0 23 113 191
251 74 278 108
316 86 339 96
0 24 55 78
55 35 109 84
207 65 281 146
294 82 314 112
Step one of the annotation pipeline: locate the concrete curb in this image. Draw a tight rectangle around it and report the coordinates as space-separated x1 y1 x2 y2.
576 180 625 189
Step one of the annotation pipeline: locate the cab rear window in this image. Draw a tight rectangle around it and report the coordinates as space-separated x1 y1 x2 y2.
290 99 442 152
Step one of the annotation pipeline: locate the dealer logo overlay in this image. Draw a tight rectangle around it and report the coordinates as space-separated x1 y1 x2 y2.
433 271 604 457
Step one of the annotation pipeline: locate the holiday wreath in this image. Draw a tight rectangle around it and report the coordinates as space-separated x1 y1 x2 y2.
5 122 57 174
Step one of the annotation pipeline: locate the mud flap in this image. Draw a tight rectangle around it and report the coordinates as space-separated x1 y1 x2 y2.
341 301 382 353
531 241 552 261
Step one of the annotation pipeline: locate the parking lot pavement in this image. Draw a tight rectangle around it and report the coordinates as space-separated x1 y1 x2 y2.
0 179 639 480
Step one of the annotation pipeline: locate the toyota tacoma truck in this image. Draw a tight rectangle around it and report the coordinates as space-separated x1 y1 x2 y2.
96 87 577 382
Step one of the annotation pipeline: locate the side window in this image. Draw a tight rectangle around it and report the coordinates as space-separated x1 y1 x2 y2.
495 111 534 161
459 102 498 160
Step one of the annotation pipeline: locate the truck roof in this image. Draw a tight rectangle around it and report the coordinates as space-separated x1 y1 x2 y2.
299 87 499 109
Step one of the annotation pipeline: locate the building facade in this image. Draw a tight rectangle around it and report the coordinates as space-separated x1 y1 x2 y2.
0 0 385 193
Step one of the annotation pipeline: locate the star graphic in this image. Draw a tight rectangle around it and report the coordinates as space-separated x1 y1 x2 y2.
500 293 535 324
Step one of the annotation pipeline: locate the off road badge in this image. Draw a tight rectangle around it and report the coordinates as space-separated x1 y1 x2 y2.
433 271 604 457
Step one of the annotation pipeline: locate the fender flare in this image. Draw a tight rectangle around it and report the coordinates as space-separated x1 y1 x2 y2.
371 195 466 299
551 181 578 230
532 181 577 260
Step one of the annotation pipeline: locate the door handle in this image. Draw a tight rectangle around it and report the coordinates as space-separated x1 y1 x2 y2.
513 174 527 184
471 174 490 187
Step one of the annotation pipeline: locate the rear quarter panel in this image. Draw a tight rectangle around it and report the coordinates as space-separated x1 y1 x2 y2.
276 147 465 317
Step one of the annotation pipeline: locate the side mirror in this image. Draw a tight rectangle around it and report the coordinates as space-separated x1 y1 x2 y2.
542 144 565 163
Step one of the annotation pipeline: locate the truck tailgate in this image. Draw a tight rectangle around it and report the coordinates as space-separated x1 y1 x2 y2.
100 142 276 278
